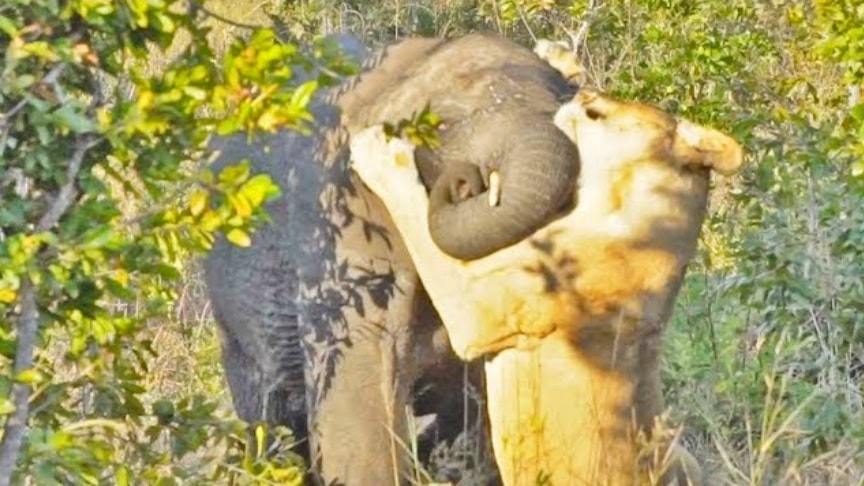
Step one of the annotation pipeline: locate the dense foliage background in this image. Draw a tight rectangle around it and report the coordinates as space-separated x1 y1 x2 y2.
2 0 862 484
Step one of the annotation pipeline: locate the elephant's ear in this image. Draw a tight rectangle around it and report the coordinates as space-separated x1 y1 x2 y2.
672 119 744 175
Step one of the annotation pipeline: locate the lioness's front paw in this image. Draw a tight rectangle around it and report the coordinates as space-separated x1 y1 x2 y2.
349 125 420 200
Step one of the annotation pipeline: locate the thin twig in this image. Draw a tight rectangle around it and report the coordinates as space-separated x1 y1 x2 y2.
570 0 603 55
41 62 68 104
195 4 266 31
0 98 28 126
0 98 29 161
0 62 68 159
491 0 503 35
36 136 102 232
516 4 537 43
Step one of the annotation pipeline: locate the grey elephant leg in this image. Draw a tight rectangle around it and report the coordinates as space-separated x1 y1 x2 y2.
291 144 422 485
204 124 329 465
220 330 309 459
300 264 420 486
219 328 265 425
207 250 310 463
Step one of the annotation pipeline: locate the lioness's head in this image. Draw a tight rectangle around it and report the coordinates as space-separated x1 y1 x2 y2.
555 89 743 220
555 89 743 237
556 88 743 175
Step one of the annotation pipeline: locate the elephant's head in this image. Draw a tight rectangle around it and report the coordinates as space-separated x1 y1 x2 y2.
338 33 580 260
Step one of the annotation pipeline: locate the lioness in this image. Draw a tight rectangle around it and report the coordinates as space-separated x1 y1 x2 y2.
350 88 743 485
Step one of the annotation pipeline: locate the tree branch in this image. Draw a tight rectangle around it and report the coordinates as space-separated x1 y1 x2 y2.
569 0 603 55
0 133 101 483
0 98 28 161
516 4 538 43
0 62 68 160
0 280 38 485
194 3 266 31
37 136 101 232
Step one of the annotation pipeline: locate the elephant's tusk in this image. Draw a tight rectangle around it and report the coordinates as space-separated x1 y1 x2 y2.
488 170 501 207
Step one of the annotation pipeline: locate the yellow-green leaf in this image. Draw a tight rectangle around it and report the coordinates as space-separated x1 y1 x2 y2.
255 423 267 459
15 369 44 384
226 228 251 247
0 15 19 37
199 210 222 232
0 398 15 415
189 189 209 217
290 80 318 110
219 161 250 185
115 466 131 486
228 193 252 218
239 174 279 207
0 288 16 303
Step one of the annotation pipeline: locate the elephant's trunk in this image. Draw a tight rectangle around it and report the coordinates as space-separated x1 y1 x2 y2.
427 116 579 260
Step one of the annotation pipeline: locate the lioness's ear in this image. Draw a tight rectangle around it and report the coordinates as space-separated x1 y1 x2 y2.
673 119 744 175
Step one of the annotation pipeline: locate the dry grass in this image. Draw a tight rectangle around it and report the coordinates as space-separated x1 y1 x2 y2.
144 262 227 404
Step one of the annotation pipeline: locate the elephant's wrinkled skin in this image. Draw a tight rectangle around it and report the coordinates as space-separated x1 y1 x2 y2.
204 33 578 485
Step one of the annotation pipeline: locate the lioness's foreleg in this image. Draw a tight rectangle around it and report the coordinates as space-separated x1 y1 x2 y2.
349 127 563 360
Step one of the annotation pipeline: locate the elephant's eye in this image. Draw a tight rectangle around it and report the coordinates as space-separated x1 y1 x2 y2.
585 107 604 121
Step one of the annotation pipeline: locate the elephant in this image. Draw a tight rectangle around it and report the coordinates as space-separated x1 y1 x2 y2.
203 32 580 485
337 34 580 260
349 87 744 485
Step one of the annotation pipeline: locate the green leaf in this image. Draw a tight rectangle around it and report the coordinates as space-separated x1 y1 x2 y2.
850 103 864 122
852 159 864 177
13 74 35 90
48 430 73 450
289 80 318 110
218 161 251 185
151 263 182 280
52 105 97 133
103 278 135 300
81 226 117 249
239 174 280 207
153 399 175 425
0 15 19 37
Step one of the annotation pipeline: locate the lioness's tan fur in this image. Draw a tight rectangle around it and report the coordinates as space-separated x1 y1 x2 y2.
350 88 742 485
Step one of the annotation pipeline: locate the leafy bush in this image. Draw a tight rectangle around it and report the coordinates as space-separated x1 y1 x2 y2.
0 0 355 483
